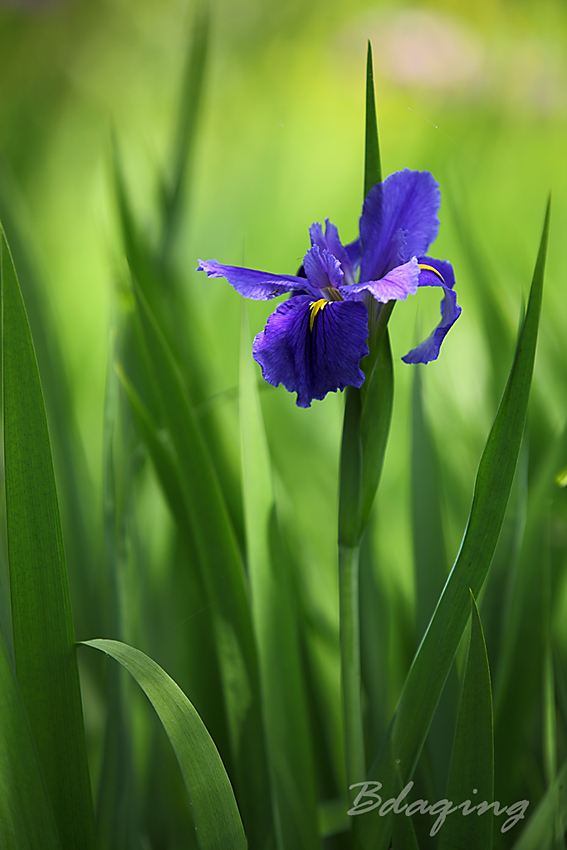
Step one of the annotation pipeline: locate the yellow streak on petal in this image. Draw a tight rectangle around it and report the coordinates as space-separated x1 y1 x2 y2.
418 263 445 284
309 299 328 332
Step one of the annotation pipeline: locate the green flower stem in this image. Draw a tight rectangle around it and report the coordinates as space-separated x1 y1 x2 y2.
338 293 395 793
339 541 366 789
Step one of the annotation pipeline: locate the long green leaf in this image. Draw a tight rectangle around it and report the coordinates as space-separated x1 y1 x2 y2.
81 639 247 850
239 306 319 850
0 629 62 850
356 198 550 850
1 226 95 850
438 594 493 850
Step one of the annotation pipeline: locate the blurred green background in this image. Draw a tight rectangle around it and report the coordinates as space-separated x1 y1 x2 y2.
0 0 566 843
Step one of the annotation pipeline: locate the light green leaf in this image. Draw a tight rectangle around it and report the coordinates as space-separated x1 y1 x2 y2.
1 226 95 850
81 639 247 850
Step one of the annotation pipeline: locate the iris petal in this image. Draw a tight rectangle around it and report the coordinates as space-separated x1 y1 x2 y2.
309 220 356 284
415 256 456 290
252 295 369 408
196 259 316 300
401 257 461 364
341 257 420 303
359 169 441 282
302 245 344 291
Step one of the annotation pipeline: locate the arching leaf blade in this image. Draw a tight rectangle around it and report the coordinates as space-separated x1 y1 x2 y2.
81 639 247 850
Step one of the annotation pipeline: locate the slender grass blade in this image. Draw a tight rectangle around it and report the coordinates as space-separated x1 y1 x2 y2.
438 594 493 850
81 639 247 850
356 198 550 850
1 227 95 849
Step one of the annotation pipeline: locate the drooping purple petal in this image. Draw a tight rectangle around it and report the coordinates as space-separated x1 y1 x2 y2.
341 257 420 303
302 245 344 291
252 294 369 408
359 169 441 283
415 256 456 290
197 259 316 300
309 220 356 284
401 257 461 364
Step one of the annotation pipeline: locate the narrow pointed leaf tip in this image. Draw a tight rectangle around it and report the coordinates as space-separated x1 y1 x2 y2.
364 40 381 196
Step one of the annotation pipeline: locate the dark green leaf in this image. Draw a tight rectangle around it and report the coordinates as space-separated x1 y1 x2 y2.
364 41 382 198
1 227 95 850
0 629 62 850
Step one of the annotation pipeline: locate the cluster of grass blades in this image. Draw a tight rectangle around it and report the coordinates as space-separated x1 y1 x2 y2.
0 19 565 850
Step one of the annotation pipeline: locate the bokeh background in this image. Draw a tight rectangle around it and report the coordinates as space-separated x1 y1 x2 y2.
0 0 566 844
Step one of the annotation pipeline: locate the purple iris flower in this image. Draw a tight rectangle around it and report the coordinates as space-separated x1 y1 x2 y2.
197 168 460 408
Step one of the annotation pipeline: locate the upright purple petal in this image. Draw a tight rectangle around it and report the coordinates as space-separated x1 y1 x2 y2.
309 220 356 284
197 259 316 300
302 245 344 291
341 257 420 304
252 294 369 407
359 169 441 283
402 257 461 364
